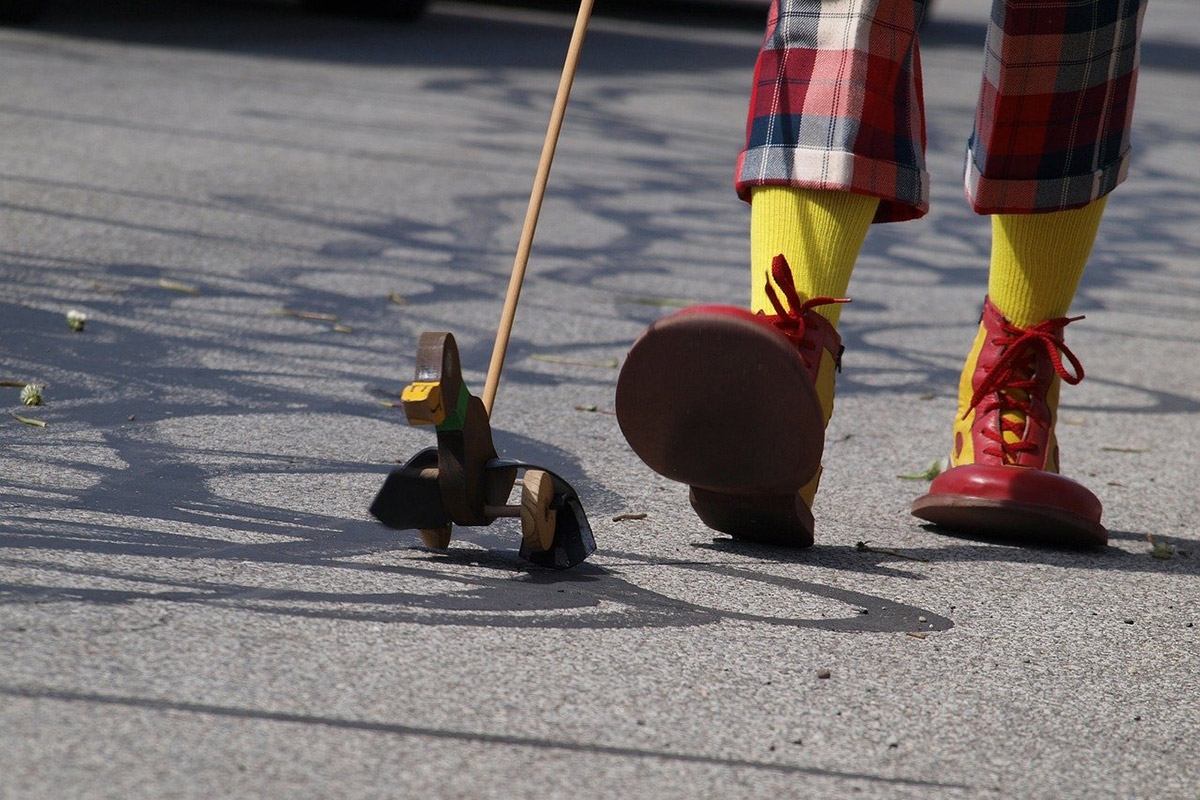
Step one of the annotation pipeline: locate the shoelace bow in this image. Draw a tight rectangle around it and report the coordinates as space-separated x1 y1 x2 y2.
759 255 850 371
967 313 1086 461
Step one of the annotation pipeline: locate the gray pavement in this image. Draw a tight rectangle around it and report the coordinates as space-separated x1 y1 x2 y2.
1 1 1198 798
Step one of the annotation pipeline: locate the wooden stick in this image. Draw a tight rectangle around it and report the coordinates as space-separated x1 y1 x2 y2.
484 505 522 519
482 0 595 416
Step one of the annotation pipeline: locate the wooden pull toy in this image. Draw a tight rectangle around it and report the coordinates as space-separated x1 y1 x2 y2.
370 332 595 568
369 0 597 569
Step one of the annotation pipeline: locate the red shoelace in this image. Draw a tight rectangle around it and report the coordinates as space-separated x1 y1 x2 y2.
967 314 1086 462
759 255 849 372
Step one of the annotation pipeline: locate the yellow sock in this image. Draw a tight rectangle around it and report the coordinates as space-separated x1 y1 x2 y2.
988 197 1108 327
749 186 878 327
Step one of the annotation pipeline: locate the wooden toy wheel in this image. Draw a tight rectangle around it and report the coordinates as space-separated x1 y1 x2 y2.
520 470 556 553
419 525 453 549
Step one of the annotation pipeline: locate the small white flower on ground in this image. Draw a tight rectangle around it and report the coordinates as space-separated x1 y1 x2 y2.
66 309 88 331
20 384 44 406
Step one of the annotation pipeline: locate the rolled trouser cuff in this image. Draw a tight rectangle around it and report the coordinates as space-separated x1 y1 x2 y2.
964 145 1133 215
737 146 930 224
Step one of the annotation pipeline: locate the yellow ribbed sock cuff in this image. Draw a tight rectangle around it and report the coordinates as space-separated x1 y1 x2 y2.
749 186 879 326
988 197 1108 327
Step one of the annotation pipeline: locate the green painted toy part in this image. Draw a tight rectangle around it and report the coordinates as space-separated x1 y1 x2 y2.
436 382 471 433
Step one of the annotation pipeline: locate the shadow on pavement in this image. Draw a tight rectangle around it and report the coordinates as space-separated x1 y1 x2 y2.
2 0 1196 647
0 683 974 789
12 0 764 71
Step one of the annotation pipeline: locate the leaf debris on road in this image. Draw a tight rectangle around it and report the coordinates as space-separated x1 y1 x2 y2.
11 413 47 428
1147 533 1175 560
855 541 931 563
573 405 616 415
273 308 340 322
158 278 200 294
898 457 948 481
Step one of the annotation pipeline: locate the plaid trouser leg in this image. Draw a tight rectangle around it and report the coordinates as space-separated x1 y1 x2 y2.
737 0 1146 221
736 0 931 223
967 0 1147 214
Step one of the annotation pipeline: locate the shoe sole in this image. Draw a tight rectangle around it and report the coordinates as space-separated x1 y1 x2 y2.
690 486 815 547
911 494 1107 547
616 310 824 493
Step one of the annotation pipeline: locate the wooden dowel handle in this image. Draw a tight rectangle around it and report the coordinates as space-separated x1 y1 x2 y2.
482 0 595 416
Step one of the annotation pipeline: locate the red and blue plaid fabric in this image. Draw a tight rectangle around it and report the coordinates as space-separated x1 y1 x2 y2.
736 0 1147 222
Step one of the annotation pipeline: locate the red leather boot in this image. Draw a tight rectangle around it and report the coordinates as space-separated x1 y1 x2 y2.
616 255 846 546
911 297 1105 545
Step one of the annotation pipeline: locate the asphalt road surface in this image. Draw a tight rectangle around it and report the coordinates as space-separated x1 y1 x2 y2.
2 1 1198 798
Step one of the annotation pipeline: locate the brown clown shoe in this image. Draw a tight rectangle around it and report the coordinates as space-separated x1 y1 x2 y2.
616 255 847 547
912 296 1106 546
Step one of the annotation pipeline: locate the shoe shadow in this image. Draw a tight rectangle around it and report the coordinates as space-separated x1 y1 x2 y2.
694 527 1199 577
